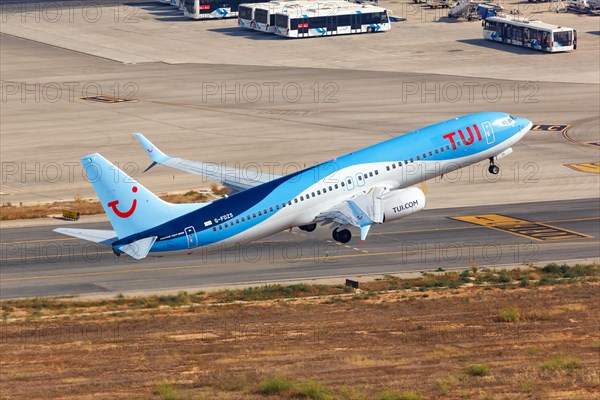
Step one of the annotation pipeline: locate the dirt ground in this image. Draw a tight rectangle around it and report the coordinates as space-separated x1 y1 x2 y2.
1 282 599 400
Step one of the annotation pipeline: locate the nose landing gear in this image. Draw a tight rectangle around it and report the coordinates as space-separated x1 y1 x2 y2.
488 157 500 175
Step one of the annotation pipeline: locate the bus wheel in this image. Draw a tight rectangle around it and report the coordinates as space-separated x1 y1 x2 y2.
367 27 374 33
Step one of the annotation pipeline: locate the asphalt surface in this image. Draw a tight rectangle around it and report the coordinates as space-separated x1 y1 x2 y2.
1 198 598 299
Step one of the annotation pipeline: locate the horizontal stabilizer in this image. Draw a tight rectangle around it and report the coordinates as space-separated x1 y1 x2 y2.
117 236 157 260
53 228 117 245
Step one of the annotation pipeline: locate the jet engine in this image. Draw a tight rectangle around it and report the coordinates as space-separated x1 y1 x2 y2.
382 187 426 223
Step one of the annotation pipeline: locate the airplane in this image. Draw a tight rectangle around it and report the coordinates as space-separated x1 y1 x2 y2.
55 112 533 259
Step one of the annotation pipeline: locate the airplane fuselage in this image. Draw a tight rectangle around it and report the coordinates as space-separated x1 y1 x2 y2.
110 112 532 254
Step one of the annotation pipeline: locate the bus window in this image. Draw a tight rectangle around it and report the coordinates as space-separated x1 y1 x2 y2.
338 14 351 27
309 17 325 29
351 13 361 29
362 13 373 25
275 14 289 29
553 31 572 47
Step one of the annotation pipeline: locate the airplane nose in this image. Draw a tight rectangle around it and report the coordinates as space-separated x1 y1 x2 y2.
511 115 532 131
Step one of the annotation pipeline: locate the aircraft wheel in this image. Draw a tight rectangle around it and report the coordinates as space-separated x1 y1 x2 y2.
332 228 340 241
301 223 317 232
337 229 352 244
488 164 500 175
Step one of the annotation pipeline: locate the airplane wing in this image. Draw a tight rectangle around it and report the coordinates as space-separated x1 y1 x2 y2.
314 186 387 242
134 133 281 192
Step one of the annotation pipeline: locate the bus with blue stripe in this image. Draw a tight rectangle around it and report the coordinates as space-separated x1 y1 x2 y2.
274 4 390 38
184 0 271 19
483 16 576 52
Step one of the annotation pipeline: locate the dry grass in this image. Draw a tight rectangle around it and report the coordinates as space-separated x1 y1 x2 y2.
0 190 213 220
0 274 599 399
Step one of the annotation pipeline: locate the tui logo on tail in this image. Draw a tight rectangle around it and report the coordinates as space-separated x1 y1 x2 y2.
107 186 138 218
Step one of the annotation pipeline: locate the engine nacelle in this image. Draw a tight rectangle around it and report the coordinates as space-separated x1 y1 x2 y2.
382 187 426 223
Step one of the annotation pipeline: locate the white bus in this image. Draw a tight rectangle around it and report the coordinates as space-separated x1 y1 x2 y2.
253 1 354 33
238 2 278 29
184 0 271 19
483 16 576 52
274 4 391 38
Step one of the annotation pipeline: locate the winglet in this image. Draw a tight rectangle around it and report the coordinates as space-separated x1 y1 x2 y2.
360 225 371 242
134 133 172 164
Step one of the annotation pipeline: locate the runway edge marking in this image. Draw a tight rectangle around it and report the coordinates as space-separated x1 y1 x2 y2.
449 214 592 241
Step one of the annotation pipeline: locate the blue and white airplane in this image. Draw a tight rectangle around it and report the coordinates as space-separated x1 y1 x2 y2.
55 112 532 259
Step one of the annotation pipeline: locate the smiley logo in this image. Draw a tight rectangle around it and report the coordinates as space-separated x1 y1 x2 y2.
147 148 153 153
107 186 138 218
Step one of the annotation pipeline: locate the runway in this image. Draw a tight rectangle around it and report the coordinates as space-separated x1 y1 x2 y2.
1 198 598 299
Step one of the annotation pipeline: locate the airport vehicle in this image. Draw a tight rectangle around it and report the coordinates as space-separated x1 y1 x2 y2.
483 16 576 52
55 113 532 259
184 0 271 19
251 1 353 33
274 4 390 37
238 2 264 28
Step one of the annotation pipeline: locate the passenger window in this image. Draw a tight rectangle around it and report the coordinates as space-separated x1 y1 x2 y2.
294 199 298 203
253 213 257 218
236 219 239 224
335 184 339 189
358 176 362 181
329 186 333 191
322 188 326 193
258 211 262 216
364 174 368 179
219 226 223 230
435 149 439 154
429 151 433 156
422 153 426 158
410 158 414 162
212 227 216 232
341 182 345 187
375 170 379 175
276 205 279 210
446 145 450 150
392 164 396 169
317 190 321 195
269 207 273 212
369 172 373 177
242 217 246 222
300 196 304 201
386 166 390 171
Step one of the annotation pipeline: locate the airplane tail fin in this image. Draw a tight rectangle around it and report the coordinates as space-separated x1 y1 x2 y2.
80 153 202 239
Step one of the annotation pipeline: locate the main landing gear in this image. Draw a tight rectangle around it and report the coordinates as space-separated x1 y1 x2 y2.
488 157 500 175
332 228 352 244
299 223 317 232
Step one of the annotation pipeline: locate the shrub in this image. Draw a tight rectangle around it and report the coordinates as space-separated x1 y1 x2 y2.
258 376 294 394
154 382 179 400
499 306 520 322
377 390 422 400
297 380 331 400
541 354 581 372
465 363 491 377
